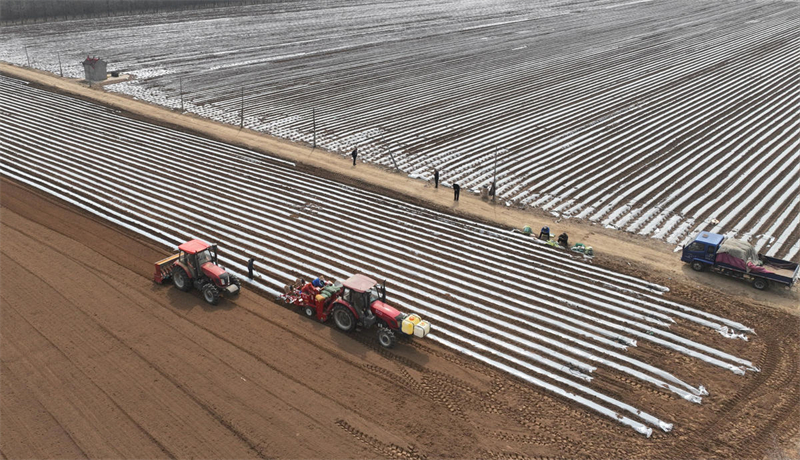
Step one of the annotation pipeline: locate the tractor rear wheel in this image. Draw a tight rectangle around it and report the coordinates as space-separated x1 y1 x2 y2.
333 305 356 332
173 267 191 292
203 284 220 305
377 328 397 348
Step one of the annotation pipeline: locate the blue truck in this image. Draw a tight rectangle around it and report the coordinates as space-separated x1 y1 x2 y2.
681 232 799 290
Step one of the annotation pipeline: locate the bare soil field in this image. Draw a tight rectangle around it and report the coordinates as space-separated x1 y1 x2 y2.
2 79 800 456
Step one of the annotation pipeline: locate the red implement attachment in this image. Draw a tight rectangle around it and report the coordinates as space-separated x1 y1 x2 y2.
154 254 179 284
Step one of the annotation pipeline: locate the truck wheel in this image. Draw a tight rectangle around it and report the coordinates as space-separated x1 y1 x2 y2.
202 284 220 305
172 267 191 292
691 261 705 272
332 305 356 332
377 328 397 348
303 306 315 318
752 278 768 291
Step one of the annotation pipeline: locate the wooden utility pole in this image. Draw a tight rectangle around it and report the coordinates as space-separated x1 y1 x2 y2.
240 87 244 129
490 146 498 200
382 133 400 170
57 51 63 77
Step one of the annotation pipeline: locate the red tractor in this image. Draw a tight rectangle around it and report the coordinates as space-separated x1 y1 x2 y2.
282 274 431 348
154 239 241 305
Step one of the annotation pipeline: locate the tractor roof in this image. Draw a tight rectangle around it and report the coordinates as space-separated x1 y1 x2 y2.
179 239 211 254
342 274 378 292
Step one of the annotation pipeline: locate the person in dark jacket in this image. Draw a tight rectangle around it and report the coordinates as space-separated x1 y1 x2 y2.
247 258 255 279
453 183 460 201
538 227 550 241
434 168 440 188
558 232 569 248
351 148 358 166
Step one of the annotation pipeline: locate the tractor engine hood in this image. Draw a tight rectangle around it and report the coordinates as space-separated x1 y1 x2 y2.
201 262 227 284
370 300 402 327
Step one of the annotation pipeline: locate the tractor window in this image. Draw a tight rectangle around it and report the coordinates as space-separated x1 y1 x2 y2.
352 291 368 315
179 251 187 263
196 249 212 266
366 287 381 304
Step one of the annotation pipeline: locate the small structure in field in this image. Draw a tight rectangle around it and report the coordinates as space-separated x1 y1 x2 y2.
82 56 107 81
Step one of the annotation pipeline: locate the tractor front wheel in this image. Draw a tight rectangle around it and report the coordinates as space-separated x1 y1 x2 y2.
377 328 397 348
203 284 221 305
231 276 241 294
303 306 315 318
173 267 191 292
332 305 356 332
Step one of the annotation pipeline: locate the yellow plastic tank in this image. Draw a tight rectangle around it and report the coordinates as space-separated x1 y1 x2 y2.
402 314 425 336
414 320 431 338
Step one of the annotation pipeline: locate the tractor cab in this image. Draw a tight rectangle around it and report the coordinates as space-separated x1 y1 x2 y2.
341 274 385 328
178 239 219 279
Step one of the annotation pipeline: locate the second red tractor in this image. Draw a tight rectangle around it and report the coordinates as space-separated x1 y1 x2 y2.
282 273 431 348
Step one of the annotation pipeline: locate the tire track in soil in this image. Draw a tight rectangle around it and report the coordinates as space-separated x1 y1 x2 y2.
669 310 800 459
357 338 587 458
402 340 595 457
335 419 427 460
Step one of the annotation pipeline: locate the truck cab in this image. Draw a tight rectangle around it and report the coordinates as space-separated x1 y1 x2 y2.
681 232 724 271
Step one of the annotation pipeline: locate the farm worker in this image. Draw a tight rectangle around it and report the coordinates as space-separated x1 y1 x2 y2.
247 258 255 279
351 147 358 166
453 183 460 201
558 232 569 248
312 275 327 288
434 168 440 188
538 226 550 240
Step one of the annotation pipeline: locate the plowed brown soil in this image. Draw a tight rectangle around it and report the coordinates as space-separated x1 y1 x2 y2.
3 163 800 458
